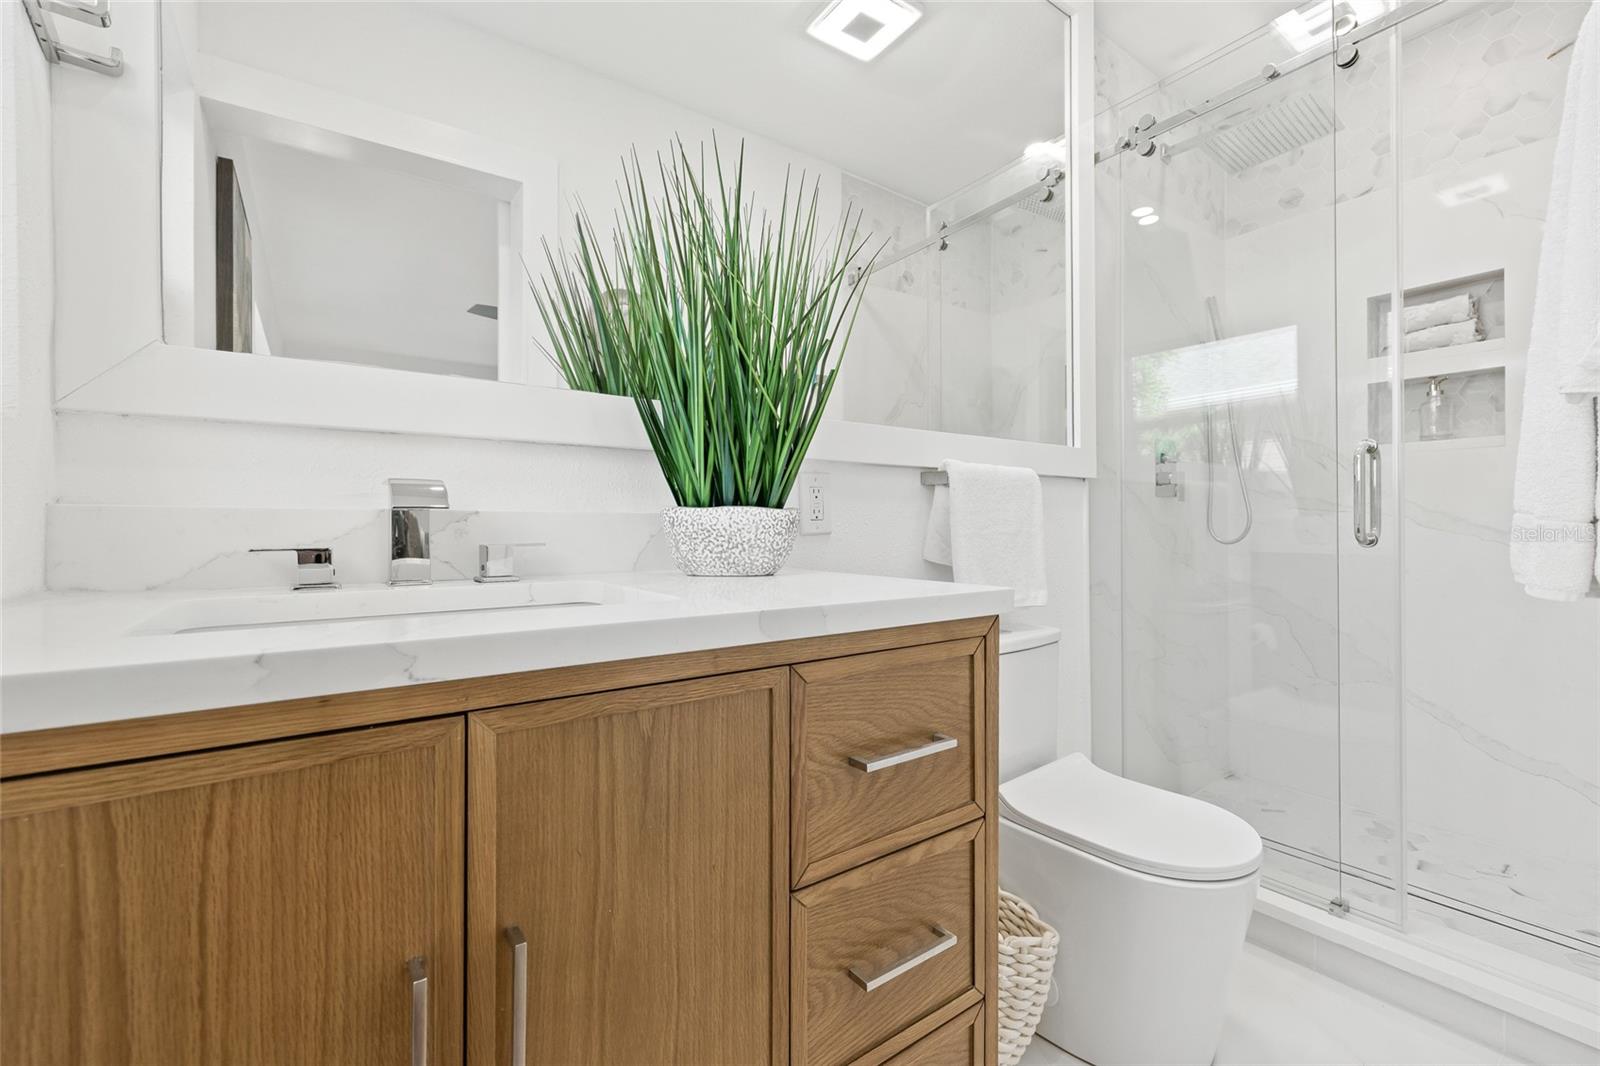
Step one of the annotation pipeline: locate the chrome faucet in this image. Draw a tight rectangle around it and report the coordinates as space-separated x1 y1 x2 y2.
389 478 449 586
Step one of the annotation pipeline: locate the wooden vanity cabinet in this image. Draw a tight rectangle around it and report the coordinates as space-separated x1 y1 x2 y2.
0 617 998 1066
466 669 790 1066
0 719 464 1066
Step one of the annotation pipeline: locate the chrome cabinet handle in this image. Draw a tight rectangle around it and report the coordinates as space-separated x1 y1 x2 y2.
505 926 528 1065
1353 439 1381 547
407 956 428 1066
848 925 958 992
848 734 958 774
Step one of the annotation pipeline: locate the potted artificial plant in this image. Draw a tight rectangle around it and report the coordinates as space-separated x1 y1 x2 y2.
534 140 875 576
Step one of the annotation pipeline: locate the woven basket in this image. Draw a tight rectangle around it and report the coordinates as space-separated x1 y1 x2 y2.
996 889 1060 1066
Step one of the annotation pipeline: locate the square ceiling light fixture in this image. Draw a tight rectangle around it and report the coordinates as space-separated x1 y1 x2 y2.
806 0 923 62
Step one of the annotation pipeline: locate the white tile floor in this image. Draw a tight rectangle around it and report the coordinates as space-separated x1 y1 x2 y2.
1017 944 1523 1066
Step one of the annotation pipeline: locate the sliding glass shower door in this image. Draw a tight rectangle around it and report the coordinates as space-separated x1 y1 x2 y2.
1103 0 1600 998
1105 28 1405 922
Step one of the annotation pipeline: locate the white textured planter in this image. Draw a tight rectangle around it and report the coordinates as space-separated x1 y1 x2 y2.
661 506 799 577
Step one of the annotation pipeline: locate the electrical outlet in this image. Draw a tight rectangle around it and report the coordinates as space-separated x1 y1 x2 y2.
800 471 830 534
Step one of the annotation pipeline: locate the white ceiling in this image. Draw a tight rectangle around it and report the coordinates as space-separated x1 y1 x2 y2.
1095 0 1300 87
425 0 1067 205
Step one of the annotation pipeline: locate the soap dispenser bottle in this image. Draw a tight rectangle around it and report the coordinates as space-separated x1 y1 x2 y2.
1417 376 1453 441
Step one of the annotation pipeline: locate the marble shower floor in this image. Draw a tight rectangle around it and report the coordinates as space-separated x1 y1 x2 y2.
1016 944 1519 1066
1190 774 1600 992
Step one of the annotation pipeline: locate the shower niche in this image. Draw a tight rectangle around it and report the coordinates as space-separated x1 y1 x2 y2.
1365 268 1507 447
1367 368 1506 447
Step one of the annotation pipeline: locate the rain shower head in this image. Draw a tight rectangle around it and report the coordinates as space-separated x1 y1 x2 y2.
1013 184 1066 222
1178 92 1339 174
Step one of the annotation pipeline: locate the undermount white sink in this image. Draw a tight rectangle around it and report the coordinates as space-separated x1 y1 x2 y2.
135 580 676 635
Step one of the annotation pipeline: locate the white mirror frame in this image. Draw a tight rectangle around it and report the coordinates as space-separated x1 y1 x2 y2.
54 1 1096 478
161 55 556 385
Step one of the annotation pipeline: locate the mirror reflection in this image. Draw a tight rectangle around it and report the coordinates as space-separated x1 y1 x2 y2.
160 0 1071 443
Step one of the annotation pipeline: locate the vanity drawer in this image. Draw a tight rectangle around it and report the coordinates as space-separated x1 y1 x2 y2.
791 822 983 1066
884 1004 983 1066
792 639 986 885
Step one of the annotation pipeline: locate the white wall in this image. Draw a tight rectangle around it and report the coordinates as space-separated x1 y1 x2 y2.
1 3 54 599
16 2 1094 755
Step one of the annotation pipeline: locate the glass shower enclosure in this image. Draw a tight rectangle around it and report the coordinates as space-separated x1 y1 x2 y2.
1094 0 1598 1004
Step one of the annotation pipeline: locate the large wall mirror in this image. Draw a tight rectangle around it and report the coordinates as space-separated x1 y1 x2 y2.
147 0 1092 466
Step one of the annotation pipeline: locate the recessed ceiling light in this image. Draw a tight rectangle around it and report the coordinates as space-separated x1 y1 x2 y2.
1137 214 1160 226
1130 206 1154 218
1272 0 1392 53
806 0 922 62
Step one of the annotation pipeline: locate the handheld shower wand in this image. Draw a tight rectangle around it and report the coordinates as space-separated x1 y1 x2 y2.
1203 296 1253 546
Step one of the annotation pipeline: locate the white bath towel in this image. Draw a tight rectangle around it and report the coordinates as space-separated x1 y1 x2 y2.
1546 1 1600 397
923 460 1046 607
1512 1 1600 599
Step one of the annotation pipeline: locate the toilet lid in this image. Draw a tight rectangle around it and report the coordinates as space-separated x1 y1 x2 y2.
1000 754 1263 882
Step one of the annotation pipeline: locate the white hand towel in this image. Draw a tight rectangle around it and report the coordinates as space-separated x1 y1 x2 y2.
1544 1 1600 397
1382 293 1478 336
1404 319 1484 352
922 460 1047 606
1512 1 1600 599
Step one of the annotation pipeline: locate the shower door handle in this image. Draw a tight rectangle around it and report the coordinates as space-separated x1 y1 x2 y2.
1353 439 1381 547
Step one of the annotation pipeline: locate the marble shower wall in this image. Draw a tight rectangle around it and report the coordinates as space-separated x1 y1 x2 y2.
1092 0 1598 984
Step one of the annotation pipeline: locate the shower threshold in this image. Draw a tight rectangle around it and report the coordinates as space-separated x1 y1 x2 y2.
1251 886 1600 1059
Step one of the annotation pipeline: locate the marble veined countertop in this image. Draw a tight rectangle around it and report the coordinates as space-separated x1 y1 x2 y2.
0 570 1010 735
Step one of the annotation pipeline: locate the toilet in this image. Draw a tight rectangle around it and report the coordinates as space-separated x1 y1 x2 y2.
996 625 1262 1066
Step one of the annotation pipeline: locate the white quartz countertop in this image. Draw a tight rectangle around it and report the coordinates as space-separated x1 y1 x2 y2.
1 570 1010 735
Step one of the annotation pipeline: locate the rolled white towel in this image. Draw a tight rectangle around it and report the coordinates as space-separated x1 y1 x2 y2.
1382 293 1478 334
1403 319 1483 352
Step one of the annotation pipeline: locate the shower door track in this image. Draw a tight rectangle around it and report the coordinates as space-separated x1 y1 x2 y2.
1093 0 1446 163
848 167 1064 285
1260 837 1600 960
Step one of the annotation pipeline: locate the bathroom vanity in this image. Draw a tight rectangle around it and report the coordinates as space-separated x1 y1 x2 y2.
0 572 1008 1066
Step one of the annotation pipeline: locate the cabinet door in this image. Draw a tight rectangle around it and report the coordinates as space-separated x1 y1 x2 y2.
1 719 464 1066
469 669 789 1066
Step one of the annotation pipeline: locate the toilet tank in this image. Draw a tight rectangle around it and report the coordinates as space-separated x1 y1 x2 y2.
999 624 1062 782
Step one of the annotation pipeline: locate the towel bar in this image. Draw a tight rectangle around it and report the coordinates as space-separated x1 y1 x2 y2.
21 0 123 77
920 470 948 486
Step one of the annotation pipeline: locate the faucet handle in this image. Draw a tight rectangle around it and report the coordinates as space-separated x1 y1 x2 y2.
475 543 547 584
250 547 339 591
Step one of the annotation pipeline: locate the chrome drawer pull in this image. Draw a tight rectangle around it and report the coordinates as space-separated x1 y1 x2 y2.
505 925 528 1066
407 956 428 1066
848 925 958 992
847 734 958 774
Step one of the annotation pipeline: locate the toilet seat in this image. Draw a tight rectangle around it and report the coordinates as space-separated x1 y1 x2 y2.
999 754 1262 882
